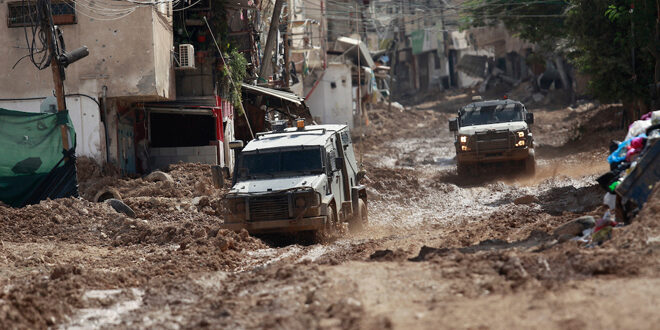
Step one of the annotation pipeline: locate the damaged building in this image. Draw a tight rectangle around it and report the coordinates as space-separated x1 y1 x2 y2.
0 0 256 174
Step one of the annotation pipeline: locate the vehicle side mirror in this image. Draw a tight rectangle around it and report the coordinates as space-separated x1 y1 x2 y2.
449 118 458 132
229 140 244 149
525 113 534 125
334 157 344 171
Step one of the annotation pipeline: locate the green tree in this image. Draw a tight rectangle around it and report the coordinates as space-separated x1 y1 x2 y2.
462 0 660 115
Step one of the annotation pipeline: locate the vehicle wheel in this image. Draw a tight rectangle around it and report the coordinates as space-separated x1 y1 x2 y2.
318 205 338 241
350 199 368 232
524 153 536 176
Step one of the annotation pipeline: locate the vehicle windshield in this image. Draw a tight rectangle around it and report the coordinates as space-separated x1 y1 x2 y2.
459 103 523 127
236 148 324 181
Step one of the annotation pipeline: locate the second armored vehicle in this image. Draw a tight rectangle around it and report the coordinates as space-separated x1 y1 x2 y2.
449 97 535 175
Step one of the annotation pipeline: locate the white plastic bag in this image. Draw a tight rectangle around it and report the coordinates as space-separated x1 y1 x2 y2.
625 119 652 140
603 193 616 210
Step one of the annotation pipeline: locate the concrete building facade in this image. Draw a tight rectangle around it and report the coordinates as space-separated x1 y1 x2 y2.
0 4 174 166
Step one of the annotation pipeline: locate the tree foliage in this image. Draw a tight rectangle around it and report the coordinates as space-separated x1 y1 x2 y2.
461 0 660 104
566 0 656 102
219 49 248 113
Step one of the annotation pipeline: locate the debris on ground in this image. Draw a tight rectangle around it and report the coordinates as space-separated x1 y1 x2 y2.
2 92 660 328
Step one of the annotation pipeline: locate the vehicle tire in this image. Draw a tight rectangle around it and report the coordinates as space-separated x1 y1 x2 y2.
350 199 368 232
524 153 536 176
318 205 338 241
105 198 136 218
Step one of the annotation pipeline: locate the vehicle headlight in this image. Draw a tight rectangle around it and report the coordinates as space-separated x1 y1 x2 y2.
459 135 468 144
515 140 526 147
226 197 246 213
293 190 320 208
517 131 525 138
235 200 245 212
295 196 306 208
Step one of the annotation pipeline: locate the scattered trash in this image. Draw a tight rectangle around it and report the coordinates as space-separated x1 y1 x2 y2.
589 211 618 246
598 111 660 224
553 215 596 242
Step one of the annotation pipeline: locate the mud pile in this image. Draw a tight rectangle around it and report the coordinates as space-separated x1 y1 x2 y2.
0 159 270 328
77 159 226 201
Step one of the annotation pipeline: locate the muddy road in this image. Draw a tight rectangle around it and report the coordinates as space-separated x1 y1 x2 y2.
2 96 660 329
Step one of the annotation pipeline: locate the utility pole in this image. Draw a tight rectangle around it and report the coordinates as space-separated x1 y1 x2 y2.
259 0 285 83
40 0 70 153
355 3 362 123
283 6 290 87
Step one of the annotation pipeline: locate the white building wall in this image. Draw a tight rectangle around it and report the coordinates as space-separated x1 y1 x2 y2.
305 64 354 128
0 6 174 163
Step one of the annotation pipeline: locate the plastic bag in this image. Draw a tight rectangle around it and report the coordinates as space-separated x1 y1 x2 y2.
625 119 652 140
603 193 616 209
652 110 660 125
607 139 631 164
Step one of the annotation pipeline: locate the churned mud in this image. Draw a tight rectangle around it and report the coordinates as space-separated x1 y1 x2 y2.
1 94 659 329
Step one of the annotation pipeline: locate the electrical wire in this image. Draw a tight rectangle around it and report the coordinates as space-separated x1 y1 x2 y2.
20 0 51 70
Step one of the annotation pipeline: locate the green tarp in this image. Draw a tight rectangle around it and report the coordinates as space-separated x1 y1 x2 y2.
0 108 78 207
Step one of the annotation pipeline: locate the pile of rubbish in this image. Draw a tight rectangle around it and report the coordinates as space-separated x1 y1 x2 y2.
594 111 660 232
554 110 660 247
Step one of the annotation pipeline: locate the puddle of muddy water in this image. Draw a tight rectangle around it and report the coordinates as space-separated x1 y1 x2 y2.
63 288 144 330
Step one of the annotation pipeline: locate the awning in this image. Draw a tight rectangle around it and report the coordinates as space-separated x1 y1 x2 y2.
142 96 234 120
241 83 305 106
336 37 375 68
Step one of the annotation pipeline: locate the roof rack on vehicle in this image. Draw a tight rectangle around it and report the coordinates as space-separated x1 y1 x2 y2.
255 127 327 139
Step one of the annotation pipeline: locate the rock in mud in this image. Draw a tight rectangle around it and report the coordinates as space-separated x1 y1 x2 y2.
369 249 408 261
553 215 596 241
145 171 174 183
105 199 136 218
513 195 538 205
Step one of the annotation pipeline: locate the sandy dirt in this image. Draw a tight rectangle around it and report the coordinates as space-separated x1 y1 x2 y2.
1 93 659 329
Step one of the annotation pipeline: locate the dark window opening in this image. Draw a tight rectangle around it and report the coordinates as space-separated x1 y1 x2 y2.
433 50 441 69
150 113 215 148
7 1 76 27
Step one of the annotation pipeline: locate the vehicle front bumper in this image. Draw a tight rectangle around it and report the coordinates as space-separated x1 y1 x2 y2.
457 147 530 164
220 216 327 234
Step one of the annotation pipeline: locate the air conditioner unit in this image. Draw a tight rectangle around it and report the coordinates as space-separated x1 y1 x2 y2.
178 44 195 69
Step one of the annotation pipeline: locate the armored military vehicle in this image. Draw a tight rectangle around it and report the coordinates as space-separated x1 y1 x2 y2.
449 97 535 175
222 121 367 238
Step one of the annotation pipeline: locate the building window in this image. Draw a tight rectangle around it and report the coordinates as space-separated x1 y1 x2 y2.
7 1 76 28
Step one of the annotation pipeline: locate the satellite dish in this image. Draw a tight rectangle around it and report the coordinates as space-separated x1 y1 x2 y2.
40 96 58 113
